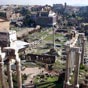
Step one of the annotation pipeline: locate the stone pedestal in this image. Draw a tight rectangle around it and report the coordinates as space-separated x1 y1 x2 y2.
64 81 71 88
74 84 79 88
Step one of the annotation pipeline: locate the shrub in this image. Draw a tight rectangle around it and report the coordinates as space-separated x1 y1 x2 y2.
80 64 85 70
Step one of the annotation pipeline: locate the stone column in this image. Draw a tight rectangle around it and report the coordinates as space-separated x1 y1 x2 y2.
69 50 74 76
81 38 86 65
72 51 75 71
7 59 13 88
15 53 22 88
78 33 86 65
53 26 55 49
0 56 5 88
74 48 81 88
64 46 71 88
45 64 49 70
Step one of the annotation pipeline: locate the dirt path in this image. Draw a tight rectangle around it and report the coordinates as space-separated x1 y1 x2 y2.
22 67 45 84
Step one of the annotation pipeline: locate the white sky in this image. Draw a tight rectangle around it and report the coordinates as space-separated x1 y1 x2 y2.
0 0 88 6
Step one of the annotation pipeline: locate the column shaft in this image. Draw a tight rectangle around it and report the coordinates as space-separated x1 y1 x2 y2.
7 60 13 88
64 47 71 88
16 60 22 88
81 40 85 65
70 51 74 75
74 51 81 88
53 27 55 49
0 61 5 88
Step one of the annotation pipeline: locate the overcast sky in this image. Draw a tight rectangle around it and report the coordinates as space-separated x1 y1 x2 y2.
0 0 88 6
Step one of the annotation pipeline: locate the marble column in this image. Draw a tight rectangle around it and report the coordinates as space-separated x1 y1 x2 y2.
64 46 71 88
81 38 85 65
69 50 74 76
7 59 13 88
0 57 5 88
74 48 81 88
16 57 22 88
78 33 86 65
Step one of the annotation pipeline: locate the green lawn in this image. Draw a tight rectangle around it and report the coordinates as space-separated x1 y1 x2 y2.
34 74 64 88
45 34 53 41
27 27 66 55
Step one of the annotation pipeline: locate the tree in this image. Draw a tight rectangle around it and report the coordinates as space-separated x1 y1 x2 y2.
23 15 36 27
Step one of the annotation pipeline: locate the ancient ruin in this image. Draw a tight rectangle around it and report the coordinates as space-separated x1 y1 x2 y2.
0 30 29 88
64 31 86 88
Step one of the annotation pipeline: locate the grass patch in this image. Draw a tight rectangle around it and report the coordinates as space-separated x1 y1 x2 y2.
33 74 64 88
23 62 38 67
45 34 53 41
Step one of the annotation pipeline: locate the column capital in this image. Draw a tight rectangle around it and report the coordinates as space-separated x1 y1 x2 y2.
71 47 81 54
64 45 71 52
79 33 85 37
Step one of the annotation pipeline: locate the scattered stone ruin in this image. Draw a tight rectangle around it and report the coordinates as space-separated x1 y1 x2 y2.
26 54 56 70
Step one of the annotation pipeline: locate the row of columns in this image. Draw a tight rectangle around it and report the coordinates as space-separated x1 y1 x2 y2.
64 33 86 88
0 50 22 88
64 46 81 88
